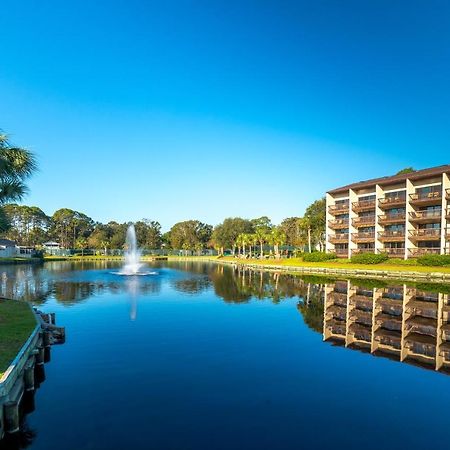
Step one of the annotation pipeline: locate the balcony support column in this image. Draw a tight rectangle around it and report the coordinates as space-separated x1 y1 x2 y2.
375 184 383 254
325 193 335 254
405 179 415 259
441 173 450 255
348 189 358 258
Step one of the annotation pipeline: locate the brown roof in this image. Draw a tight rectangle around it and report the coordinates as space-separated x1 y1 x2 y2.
328 164 450 195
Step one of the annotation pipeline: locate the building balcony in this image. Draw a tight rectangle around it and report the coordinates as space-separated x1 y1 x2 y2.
334 248 349 257
352 248 375 254
446 229 450 241
378 196 406 209
408 247 441 257
383 247 406 257
351 232 375 243
409 210 442 224
328 204 349 215
378 213 406 225
328 218 349 230
446 209 450 220
378 231 405 242
408 229 441 241
352 199 376 213
352 216 375 228
328 233 349 244
446 188 450 200
409 191 442 206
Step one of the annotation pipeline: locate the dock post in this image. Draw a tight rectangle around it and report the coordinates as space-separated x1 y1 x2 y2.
36 347 45 366
4 401 20 434
24 366 35 392
43 330 51 347
49 312 56 325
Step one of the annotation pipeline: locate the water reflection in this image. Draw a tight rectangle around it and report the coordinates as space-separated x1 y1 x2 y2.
1 261 450 375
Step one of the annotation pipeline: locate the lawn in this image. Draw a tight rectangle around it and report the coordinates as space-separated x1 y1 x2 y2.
0 299 37 377
220 256 450 274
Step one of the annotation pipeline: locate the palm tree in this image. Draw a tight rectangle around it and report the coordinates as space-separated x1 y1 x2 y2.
298 217 312 253
0 133 36 231
249 233 258 259
271 228 286 259
255 228 267 259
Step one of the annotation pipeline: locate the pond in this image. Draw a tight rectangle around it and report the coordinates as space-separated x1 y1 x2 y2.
1 261 449 450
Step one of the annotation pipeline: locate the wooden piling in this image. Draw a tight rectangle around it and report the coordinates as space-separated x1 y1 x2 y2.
24 366 35 392
3 401 19 434
35 347 45 366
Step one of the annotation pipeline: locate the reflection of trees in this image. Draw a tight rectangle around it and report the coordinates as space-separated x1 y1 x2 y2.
0 264 52 304
172 277 211 295
297 283 325 333
52 281 96 305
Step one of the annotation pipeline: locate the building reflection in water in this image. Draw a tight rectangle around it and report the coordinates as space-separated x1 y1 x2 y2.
323 280 450 373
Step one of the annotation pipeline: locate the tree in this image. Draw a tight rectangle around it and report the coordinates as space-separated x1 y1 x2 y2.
303 198 326 251
75 237 88 256
2 204 50 245
396 167 415 175
252 216 272 258
168 220 212 254
270 228 286 259
211 218 254 255
279 217 304 248
50 209 94 248
0 132 37 232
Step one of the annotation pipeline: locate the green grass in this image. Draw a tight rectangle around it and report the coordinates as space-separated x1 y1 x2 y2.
0 300 37 377
221 256 450 274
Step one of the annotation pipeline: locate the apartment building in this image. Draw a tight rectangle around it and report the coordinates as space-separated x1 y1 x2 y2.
326 165 450 259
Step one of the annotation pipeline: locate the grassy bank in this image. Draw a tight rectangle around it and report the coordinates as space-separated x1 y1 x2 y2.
0 257 42 265
219 256 450 274
0 300 37 376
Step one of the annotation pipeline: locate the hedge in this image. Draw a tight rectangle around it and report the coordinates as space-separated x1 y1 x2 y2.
350 252 389 264
302 252 337 262
417 254 450 267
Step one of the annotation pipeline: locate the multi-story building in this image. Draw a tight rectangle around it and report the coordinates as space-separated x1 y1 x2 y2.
326 165 450 259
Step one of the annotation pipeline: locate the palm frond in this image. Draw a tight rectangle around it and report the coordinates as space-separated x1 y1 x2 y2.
0 178 28 204
0 206 11 232
0 147 37 179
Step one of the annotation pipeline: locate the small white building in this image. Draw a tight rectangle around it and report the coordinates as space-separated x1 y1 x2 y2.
42 241 61 255
0 239 19 258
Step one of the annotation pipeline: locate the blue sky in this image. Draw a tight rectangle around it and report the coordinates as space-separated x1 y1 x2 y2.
1 1 449 230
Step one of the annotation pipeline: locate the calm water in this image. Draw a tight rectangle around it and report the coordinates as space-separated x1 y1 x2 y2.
1 261 450 450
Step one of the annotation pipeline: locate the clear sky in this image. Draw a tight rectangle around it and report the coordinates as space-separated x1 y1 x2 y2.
1 1 449 230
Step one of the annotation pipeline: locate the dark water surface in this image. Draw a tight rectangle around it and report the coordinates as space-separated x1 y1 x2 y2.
1 261 449 450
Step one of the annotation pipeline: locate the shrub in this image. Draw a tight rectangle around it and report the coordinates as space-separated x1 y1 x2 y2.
350 252 389 264
302 252 337 262
417 254 450 267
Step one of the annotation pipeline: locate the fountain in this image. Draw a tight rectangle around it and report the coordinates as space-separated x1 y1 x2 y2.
121 224 144 275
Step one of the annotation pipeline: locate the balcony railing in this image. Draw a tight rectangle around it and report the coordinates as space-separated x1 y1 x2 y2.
378 231 405 242
383 248 406 257
378 213 406 225
378 196 406 209
328 218 349 229
352 199 376 212
408 229 441 241
352 248 375 254
328 203 349 215
351 232 375 243
334 248 349 257
352 216 375 227
409 191 442 205
409 210 442 222
408 248 441 257
328 233 349 244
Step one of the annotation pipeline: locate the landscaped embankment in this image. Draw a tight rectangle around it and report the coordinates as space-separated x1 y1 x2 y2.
218 257 450 283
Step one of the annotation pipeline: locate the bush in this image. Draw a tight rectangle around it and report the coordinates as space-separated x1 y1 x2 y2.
417 254 450 267
350 252 389 264
302 252 337 262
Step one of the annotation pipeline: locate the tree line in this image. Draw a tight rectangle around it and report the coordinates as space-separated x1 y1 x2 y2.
1 200 326 256
0 129 325 256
